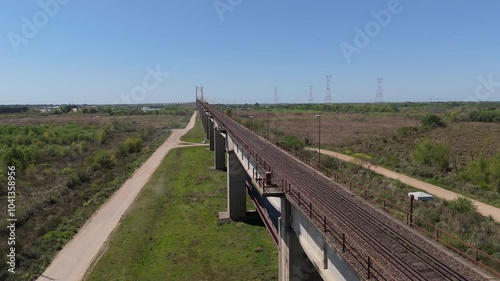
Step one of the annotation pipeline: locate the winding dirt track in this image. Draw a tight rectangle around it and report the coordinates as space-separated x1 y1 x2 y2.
305 147 500 222
37 112 198 281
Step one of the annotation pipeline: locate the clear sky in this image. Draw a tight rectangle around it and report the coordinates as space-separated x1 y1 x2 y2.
1 0 499 104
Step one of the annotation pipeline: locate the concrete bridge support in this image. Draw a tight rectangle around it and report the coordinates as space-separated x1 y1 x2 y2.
208 119 214 151
279 199 322 281
226 151 247 220
214 129 225 171
205 115 210 140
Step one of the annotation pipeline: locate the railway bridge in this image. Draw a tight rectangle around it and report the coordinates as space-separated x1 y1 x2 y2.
197 99 496 281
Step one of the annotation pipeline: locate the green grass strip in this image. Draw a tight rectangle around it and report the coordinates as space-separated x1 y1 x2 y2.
86 146 277 281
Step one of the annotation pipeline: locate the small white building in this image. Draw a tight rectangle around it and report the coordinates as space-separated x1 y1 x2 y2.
408 192 434 201
141 107 161 112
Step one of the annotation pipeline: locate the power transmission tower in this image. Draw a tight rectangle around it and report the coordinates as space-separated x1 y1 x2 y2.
308 85 313 103
376 77 383 103
274 86 279 104
324 75 332 103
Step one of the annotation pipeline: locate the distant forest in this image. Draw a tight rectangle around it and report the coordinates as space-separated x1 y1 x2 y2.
0 106 29 114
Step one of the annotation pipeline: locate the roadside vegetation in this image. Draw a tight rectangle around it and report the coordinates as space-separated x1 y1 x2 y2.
86 146 277 281
320 153 500 272
179 113 206 143
0 107 192 281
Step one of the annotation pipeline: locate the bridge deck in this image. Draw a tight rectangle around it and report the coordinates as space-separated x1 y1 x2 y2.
201 100 488 281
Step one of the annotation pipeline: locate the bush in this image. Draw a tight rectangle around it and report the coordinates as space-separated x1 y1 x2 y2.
413 138 450 172
397 126 426 137
467 110 500 123
448 197 477 214
422 114 446 128
84 151 118 170
2 146 34 169
279 135 305 151
95 129 107 145
461 153 500 192
123 138 143 153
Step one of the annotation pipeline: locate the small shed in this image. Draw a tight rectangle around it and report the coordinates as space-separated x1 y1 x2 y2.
408 192 434 201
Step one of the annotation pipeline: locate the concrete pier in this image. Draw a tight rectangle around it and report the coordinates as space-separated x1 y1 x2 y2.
279 199 322 281
226 151 246 220
208 118 214 151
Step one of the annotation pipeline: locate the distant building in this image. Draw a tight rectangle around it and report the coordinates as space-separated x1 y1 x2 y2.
39 106 60 113
141 107 161 112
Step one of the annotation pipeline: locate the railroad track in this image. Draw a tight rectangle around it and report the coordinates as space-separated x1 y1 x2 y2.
201 101 487 281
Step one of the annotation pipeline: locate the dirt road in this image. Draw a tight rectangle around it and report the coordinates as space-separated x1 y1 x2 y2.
306 147 500 222
37 112 198 281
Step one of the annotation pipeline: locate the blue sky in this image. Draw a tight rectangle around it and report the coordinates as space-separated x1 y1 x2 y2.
1 0 499 104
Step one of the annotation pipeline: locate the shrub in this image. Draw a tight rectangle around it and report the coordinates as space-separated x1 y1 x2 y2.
422 114 446 128
413 138 450 172
467 110 500 123
95 129 107 145
123 138 143 153
84 151 118 170
461 153 500 192
448 197 477 214
2 146 34 170
397 126 425 137
94 151 118 169
279 135 305 151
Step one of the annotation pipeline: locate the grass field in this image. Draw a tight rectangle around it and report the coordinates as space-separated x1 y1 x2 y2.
180 112 206 143
86 146 277 281
0 112 191 280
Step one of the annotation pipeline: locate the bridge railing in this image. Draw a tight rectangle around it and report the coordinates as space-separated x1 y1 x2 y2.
200 100 500 277
286 186 397 280
275 142 500 277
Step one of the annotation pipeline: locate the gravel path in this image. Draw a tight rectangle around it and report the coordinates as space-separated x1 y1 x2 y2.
305 147 500 222
37 112 197 281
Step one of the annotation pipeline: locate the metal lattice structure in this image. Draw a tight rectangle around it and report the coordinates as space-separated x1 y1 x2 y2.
274 86 278 104
325 75 332 103
309 85 313 103
376 77 384 103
